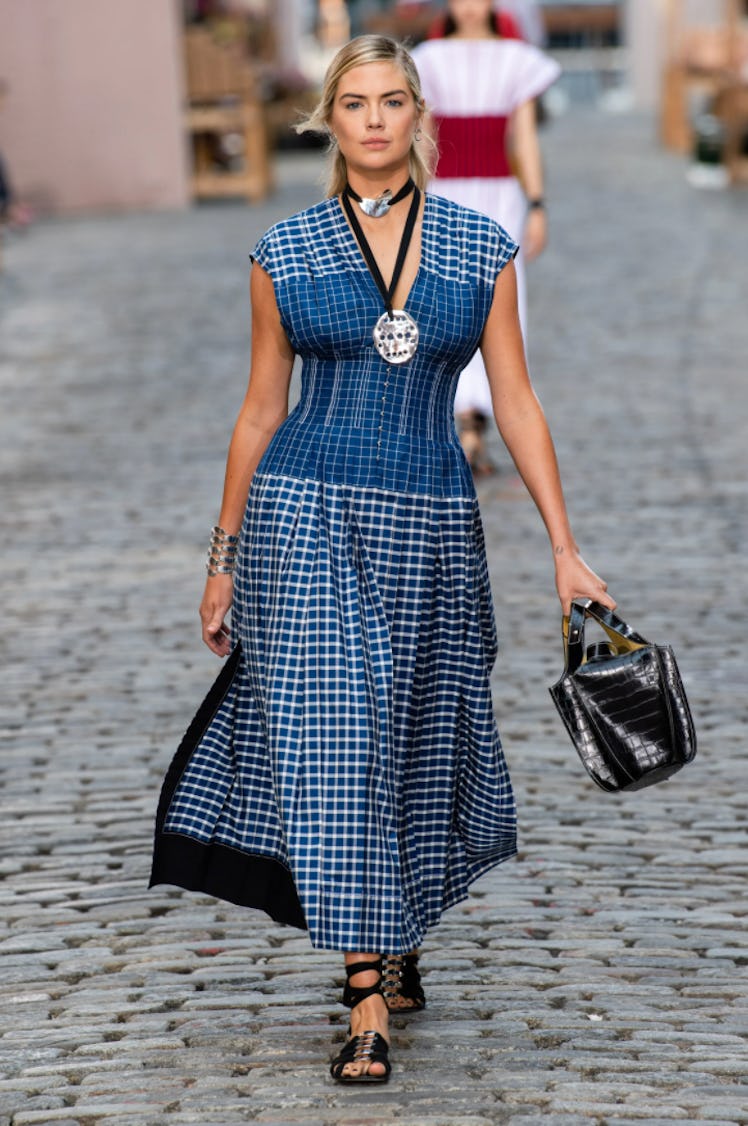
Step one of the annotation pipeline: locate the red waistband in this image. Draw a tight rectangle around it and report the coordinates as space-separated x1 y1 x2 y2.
433 115 511 179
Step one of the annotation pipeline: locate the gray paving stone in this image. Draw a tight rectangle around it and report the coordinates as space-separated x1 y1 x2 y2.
13 1111 162 1125
505 1119 598 1126
607 1121 740 1126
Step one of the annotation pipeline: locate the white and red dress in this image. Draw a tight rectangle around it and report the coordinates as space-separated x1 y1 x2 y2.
412 37 560 415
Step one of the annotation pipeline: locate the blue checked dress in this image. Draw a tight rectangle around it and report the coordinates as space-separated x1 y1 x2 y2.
150 194 518 953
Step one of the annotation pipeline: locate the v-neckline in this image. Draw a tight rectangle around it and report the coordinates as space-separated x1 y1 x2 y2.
333 192 428 315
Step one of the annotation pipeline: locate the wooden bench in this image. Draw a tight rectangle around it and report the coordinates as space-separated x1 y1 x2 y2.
184 26 272 203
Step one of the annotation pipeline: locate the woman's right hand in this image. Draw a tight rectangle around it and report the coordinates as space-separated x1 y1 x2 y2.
554 547 616 618
200 574 234 657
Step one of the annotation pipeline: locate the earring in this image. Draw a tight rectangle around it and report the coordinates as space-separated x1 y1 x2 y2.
414 127 422 142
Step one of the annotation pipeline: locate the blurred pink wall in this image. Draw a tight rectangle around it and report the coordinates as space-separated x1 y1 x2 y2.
0 0 189 213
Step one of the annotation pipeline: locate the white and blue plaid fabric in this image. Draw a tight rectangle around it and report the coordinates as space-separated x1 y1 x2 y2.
162 195 518 952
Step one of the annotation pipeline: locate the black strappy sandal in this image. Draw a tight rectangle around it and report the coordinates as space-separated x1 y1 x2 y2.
330 958 391 1084
382 952 426 1013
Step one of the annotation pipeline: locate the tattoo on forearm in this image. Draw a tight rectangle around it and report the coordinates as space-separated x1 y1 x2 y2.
555 545 564 556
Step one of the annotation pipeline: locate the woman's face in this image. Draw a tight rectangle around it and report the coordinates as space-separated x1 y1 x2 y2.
447 0 494 35
329 61 421 181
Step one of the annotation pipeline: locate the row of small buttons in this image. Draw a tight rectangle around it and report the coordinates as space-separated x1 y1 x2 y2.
376 365 394 456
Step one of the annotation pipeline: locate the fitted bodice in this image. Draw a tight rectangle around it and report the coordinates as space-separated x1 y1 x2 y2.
250 194 517 497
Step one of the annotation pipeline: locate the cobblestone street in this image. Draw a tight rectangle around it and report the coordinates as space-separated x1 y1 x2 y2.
1 108 747 1125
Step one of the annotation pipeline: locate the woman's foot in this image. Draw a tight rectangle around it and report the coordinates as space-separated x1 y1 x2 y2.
330 957 391 1083
382 951 426 1013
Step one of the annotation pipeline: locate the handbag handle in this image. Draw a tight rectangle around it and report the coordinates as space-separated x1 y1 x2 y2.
562 599 649 675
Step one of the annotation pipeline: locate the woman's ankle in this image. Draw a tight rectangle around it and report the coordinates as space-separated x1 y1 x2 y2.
349 992 388 1035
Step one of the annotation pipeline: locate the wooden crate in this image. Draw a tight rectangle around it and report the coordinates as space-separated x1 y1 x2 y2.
184 27 272 203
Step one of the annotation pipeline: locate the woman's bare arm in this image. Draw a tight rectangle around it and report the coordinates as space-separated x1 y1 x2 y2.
200 263 295 655
510 98 547 261
481 261 614 614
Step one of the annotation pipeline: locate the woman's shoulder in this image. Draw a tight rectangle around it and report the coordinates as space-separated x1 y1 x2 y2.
411 38 465 69
415 36 559 78
255 197 337 250
426 193 506 241
410 38 441 60
251 198 339 277
413 36 537 58
412 37 558 106
426 194 518 278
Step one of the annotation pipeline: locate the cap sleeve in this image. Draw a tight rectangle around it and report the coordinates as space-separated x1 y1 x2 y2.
506 43 561 110
248 224 299 349
249 227 277 276
496 223 520 274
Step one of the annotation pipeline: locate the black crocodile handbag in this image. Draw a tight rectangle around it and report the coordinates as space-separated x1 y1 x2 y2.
550 600 696 792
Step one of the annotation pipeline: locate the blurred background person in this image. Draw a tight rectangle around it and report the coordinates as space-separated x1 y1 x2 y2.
413 0 559 474
0 78 32 232
498 0 546 46
427 0 523 40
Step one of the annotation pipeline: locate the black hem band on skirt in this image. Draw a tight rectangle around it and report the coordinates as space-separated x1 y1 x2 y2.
149 644 307 932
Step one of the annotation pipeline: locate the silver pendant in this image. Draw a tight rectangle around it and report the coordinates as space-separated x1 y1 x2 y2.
359 190 393 218
373 309 419 365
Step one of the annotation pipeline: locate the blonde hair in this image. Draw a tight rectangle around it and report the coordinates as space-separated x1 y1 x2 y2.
296 35 435 197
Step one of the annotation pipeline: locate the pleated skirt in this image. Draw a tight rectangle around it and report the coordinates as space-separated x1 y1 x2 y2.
150 473 517 951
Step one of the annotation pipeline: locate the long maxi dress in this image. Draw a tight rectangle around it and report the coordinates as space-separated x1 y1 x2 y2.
150 194 518 954
412 37 560 416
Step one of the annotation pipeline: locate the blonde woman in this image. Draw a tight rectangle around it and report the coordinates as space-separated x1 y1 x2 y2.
151 35 613 1083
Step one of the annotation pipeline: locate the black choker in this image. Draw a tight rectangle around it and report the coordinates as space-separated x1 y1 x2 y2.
345 178 415 218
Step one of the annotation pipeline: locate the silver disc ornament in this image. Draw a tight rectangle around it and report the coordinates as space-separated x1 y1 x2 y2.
358 189 393 218
373 309 419 365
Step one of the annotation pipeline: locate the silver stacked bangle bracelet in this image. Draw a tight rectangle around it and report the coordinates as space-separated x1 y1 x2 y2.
206 525 239 576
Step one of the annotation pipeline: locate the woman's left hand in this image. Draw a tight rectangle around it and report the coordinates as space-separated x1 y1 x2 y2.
523 208 547 261
554 548 616 616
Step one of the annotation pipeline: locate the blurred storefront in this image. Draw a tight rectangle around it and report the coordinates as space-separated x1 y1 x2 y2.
0 0 342 214
0 1 745 215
